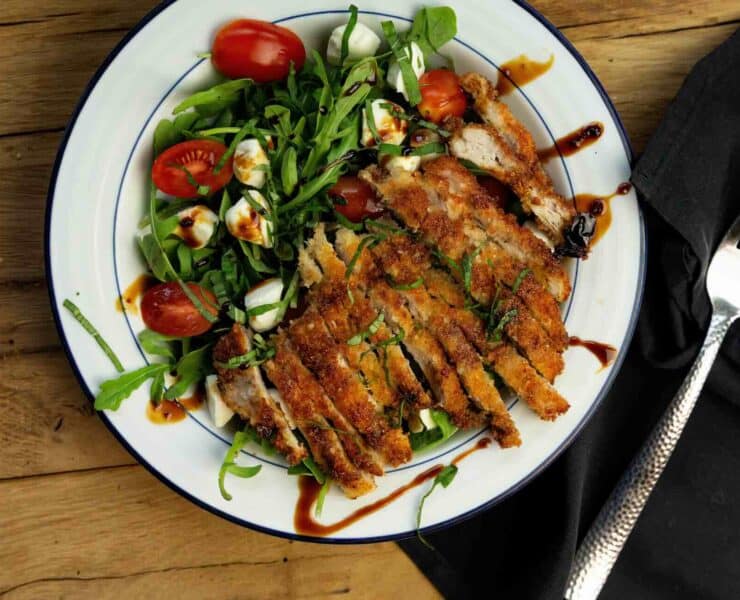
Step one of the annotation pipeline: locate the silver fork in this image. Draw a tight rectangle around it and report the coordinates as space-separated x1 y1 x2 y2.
565 213 740 600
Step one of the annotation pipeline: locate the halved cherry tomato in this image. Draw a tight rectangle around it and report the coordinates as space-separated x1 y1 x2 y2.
141 282 218 337
328 176 384 222
211 19 306 82
417 69 467 124
152 140 233 199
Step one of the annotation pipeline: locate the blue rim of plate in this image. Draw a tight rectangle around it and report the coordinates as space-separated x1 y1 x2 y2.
45 0 647 544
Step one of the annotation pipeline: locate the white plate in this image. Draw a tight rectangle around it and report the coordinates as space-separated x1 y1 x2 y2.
46 0 645 542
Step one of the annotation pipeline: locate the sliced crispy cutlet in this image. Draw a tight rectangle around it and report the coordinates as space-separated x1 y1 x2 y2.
438 303 570 420
302 224 430 410
267 333 385 477
368 237 521 443
373 238 568 419
287 306 412 466
213 324 307 465
264 335 380 496
422 156 571 303
361 168 563 381
334 228 484 430
447 120 575 246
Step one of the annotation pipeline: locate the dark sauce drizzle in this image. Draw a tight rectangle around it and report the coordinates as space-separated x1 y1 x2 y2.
569 337 617 368
496 54 555 96
115 274 154 315
294 437 493 536
538 122 604 162
146 387 204 424
557 182 632 258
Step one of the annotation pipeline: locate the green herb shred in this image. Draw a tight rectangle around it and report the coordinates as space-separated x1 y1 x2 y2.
63 299 124 373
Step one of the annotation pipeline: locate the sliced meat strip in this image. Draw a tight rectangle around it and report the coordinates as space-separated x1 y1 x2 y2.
302 224 430 410
361 169 563 381
213 324 307 465
263 351 375 497
447 121 574 246
372 237 568 420
440 303 570 420
418 158 568 346
288 305 412 466
335 228 484 430
264 334 382 486
422 156 571 303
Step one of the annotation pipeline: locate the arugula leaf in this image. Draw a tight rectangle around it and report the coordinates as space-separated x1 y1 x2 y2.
153 112 200 156
164 345 211 400
95 364 170 411
407 6 457 59
173 79 252 115
416 464 458 549
137 329 179 360
281 146 298 195
63 299 124 373
409 409 458 451
218 429 263 501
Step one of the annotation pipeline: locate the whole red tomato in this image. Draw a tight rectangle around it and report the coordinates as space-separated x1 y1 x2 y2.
417 69 467 124
141 282 218 337
329 176 384 222
211 19 306 82
152 140 233 199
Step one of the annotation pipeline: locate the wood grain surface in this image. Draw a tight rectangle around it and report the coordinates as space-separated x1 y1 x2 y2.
1 1 737 598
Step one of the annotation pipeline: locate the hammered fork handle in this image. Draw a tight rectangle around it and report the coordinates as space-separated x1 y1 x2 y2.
565 308 737 600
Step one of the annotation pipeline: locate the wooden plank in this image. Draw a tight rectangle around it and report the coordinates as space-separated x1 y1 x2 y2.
573 22 737 152
0 465 440 598
0 281 59 355
0 131 60 282
0 350 134 479
0 1 738 139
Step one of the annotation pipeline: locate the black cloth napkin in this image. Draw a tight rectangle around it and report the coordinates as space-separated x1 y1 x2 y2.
399 29 740 600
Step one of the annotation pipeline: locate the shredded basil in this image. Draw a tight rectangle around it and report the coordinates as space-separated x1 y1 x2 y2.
63 299 124 373
512 268 531 294
218 429 262 501
416 464 458 549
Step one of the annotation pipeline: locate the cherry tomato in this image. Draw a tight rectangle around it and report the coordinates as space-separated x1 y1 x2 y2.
211 19 306 82
478 176 514 210
417 69 467 124
328 176 384 222
141 282 218 337
152 140 233 199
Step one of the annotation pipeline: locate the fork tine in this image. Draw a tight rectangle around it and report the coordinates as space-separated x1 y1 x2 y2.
720 211 740 248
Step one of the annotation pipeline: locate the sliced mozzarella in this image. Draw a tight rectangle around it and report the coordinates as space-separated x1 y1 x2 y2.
233 138 271 188
386 42 425 101
384 154 421 174
326 22 381 66
418 408 438 431
361 99 408 147
410 128 445 164
173 205 219 249
268 388 297 429
205 374 234 428
244 277 284 332
225 191 273 248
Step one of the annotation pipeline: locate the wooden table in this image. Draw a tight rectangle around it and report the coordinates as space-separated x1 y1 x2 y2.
1 1 737 597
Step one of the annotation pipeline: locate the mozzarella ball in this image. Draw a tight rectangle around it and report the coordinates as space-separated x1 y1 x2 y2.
244 277 284 332
361 99 408 147
386 42 425 101
233 138 270 188
384 154 421 174
173 205 219 249
205 374 234 428
326 22 381 66
225 191 273 248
